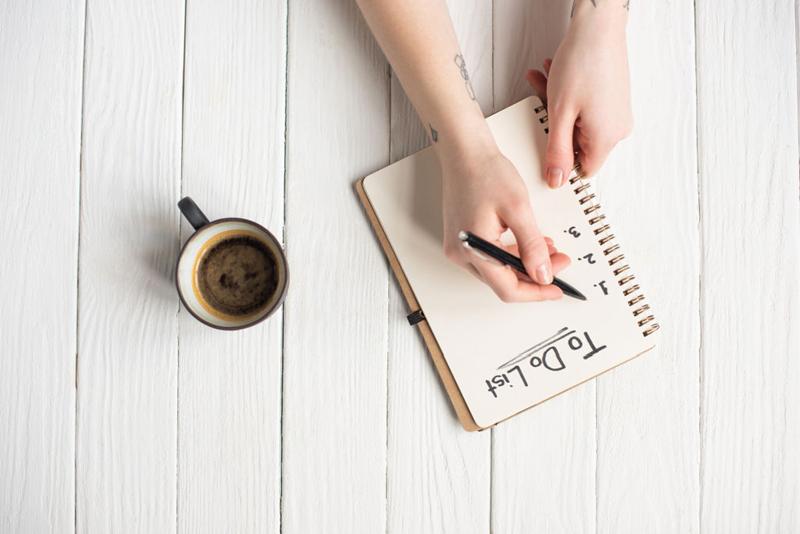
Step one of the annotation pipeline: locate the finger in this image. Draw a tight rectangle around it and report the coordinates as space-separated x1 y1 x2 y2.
550 251 571 274
506 243 571 276
462 240 507 270
543 58 552 75
507 239 557 259
544 104 578 189
525 69 548 103
498 201 553 286
473 259 563 302
470 260 521 300
507 277 563 301
509 257 571 285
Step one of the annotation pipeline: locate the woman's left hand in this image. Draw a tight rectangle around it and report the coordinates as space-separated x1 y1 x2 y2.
527 3 632 188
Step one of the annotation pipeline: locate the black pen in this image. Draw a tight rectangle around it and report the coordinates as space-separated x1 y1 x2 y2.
458 230 587 301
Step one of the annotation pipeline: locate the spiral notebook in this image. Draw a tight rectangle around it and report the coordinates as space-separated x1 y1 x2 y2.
356 96 659 431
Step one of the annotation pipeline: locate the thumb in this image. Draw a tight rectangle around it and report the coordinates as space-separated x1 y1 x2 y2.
544 106 577 189
500 201 553 286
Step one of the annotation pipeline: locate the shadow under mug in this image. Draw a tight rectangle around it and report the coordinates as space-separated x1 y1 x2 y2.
176 197 289 330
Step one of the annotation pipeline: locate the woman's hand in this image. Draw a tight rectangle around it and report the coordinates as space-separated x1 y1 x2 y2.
354 0 593 302
526 2 632 187
440 145 571 302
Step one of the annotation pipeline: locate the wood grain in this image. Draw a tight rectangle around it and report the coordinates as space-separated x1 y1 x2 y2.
178 1 285 532
593 2 700 532
696 2 800 532
77 0 184 531
386 2 492 530
491 3 596 533
3 1 800 530
0 1 84 531
282 0 389 531
492 0 569 108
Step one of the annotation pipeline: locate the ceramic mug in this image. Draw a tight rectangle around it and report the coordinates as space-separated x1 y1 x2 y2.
176 197 288 330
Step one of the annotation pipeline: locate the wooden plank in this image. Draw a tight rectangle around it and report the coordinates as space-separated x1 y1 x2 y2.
177 1 285 533
696 2 800 532
0 2 84 532
491 2 596 533
593 1 700 532
282 0 389 531
386 2 491 531
492 1 570 108
76 0 184 531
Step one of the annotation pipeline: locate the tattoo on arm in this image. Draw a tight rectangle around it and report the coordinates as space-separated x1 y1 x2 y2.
454 54 476 101
570 0 629 16
429 123 438 143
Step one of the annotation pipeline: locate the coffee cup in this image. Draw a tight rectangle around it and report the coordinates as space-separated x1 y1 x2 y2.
176 197 288 330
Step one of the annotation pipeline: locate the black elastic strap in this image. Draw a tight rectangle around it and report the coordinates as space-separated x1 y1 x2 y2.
407 309 425 325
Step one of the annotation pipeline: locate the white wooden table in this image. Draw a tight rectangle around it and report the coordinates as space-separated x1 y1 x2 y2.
2 1 798 532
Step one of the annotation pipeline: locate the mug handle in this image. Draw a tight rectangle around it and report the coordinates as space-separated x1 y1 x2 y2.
178 196 210 230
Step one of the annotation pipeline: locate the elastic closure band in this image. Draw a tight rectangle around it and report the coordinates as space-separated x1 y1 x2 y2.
407 309 426 325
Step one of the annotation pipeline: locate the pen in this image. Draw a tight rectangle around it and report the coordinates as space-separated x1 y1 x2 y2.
458 230 587 301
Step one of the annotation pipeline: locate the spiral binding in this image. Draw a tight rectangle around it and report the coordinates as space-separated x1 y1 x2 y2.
534 103 659 338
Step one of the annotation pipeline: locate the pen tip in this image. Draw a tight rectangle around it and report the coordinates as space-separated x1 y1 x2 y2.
457 230 468 241
569 289 587 301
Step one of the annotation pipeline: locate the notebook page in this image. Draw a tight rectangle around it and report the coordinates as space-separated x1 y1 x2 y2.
363 96 656 428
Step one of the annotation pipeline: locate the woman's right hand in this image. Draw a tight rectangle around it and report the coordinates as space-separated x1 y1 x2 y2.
354 0 570 301
440 143 571 302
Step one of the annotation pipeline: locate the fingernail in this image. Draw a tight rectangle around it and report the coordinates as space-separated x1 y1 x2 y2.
536 263 553 285
547 168 562 189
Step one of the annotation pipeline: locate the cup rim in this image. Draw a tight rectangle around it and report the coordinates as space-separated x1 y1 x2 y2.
175 217 289 331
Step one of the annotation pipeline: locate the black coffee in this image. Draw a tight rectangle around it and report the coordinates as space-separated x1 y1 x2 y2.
197 235 278 317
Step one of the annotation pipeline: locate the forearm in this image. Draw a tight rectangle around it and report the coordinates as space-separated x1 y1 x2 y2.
355 0 494 159
569 0 628 33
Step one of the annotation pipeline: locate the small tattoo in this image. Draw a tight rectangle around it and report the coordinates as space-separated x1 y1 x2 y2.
623 0 630 10
572 0 601 17
454 54 476 101
429 123 438 142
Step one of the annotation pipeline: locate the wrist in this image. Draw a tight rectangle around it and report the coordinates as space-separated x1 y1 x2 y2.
433 115 498 165
569 0 628 35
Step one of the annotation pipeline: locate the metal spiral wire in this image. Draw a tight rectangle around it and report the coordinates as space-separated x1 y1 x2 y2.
535 101 659 337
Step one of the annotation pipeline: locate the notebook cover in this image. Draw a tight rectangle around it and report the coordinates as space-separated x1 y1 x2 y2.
355 177 481 431
357 176 659 431
356 96 659 431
